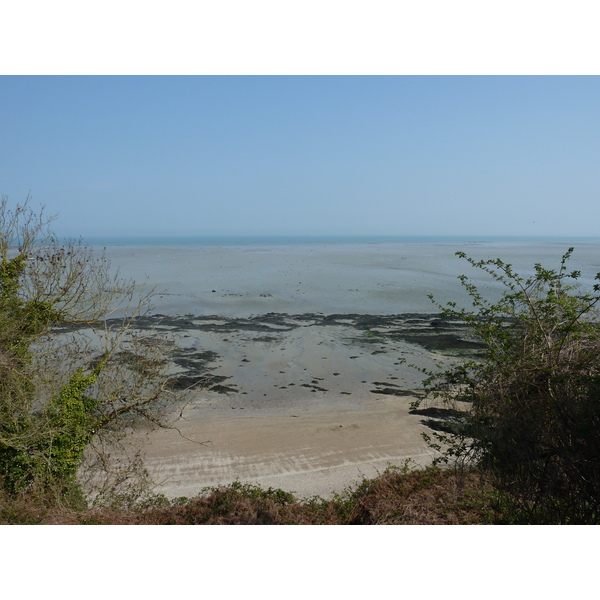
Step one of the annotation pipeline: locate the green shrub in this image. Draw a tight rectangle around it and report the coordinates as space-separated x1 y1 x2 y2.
415 248 600 524
0 195 173 503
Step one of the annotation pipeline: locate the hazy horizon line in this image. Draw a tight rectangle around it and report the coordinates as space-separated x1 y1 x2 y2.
76 233 600 247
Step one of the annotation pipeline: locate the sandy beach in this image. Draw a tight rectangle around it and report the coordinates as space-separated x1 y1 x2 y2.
116 311 476 499
96 241 600 499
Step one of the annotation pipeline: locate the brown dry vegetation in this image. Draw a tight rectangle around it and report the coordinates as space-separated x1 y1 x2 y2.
0 465 506 525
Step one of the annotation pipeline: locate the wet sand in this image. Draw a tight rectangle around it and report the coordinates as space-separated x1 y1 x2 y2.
105 241 600 318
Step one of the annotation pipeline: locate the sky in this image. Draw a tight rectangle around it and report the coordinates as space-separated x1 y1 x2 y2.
1 75 600 239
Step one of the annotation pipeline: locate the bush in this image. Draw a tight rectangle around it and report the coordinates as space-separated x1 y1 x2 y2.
0 195 175 504
414 248 600 524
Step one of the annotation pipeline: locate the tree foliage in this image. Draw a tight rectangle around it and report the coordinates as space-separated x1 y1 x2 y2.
0 195 175 503
415 248 600 524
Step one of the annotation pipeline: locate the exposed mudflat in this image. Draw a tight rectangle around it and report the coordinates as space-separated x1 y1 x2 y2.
123 311 483 402
104 311 481 499
81 242 600 499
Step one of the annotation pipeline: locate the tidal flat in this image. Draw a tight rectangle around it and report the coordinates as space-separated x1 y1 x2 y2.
93 241 600 498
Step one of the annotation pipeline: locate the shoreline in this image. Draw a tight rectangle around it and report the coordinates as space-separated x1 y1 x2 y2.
103 311 479 500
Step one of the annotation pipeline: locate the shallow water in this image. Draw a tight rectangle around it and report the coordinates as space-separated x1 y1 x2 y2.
100 241 600 318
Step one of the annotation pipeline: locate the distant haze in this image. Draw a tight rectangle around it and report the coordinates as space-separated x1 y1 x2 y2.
1 76 599 239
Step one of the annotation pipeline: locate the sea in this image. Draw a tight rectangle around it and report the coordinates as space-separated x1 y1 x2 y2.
84 234 600 248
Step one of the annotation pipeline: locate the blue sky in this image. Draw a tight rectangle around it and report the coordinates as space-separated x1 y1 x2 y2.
1 76 599 238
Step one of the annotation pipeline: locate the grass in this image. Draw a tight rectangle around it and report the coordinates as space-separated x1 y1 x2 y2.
0 465 506 525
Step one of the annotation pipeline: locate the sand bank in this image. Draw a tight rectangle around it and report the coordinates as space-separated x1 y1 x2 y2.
136 395 436 500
